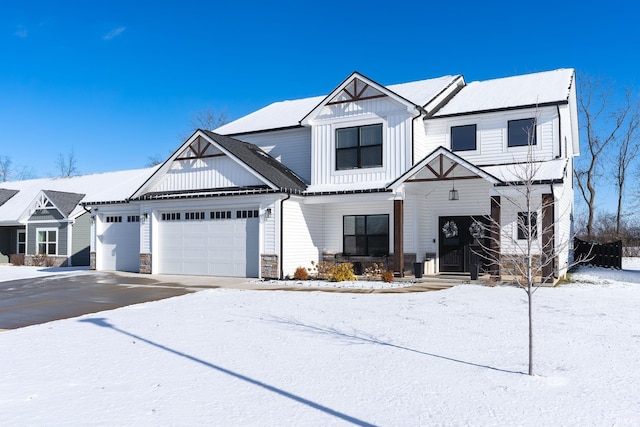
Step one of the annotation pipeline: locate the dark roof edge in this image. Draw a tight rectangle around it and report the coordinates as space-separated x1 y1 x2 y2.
221 124 305 137
429 100 569 119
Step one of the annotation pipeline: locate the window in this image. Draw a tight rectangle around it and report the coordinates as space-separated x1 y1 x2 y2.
161 212 181 221
106 216 122 223
343 214 389 256
17 230 26 254
517 211 538 240
336 124 383 170
451 124 476 151
185 212 205 220
127 215 140 223
36 228 57 255
211 211 232 220
508 118 536 147
236 210 259 219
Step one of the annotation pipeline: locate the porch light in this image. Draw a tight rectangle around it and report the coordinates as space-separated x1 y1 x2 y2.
449 188 459 201
265 208 272 218
142 213 149 222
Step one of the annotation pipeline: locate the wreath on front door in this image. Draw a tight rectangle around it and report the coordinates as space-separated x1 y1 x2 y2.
442 220 458 238
469 221 484 239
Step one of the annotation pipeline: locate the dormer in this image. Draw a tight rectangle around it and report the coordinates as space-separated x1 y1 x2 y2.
301 72 463 192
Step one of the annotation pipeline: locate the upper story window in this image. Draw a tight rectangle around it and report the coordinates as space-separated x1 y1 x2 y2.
451 124 476 151
336 124 383 170
508 118 536 147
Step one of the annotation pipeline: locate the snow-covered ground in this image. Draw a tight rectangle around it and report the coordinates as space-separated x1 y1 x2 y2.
1 261 640 425
0 265 90 283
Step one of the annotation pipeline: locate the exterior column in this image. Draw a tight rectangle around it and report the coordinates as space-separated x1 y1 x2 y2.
489 196 501 279
542 193 555 283
394 199 404 277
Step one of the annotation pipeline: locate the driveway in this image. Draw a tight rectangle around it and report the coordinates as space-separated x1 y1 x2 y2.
0 270 248 330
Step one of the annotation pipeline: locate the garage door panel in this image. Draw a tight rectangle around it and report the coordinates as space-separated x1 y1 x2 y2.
100 221 140 272
157 215 259 277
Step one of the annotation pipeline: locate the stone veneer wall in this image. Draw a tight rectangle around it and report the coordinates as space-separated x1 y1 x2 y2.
90 251 96 270
261 254 278 279
24 255 68 267
139 253 152 274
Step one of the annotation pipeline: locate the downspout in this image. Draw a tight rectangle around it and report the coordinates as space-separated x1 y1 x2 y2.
556 105 562 158
279 192 291 279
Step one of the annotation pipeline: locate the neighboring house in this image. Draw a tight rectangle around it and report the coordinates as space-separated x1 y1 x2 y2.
0 169 154 267
80 68 579 282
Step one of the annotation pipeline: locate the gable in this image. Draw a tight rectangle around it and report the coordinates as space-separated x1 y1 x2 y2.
327 77 387 105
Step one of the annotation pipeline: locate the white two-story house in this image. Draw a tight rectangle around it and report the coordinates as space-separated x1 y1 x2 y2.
82 69 579 282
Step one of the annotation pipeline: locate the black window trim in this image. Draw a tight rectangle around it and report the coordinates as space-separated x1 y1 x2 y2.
451 124 477 152
335 123 383 171
508 118 537 148
517 211 538 240
343 214 390 256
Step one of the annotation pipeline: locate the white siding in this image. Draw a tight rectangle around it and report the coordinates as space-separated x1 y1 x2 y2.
423 106 559 165
233 128 312 184
554 181 574 277
153 157 264 193
495 191 543 256
413 114 429 164
404 179 493 263
282 200 323 276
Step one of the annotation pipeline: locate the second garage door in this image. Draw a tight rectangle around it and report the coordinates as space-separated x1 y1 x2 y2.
156 209 259 277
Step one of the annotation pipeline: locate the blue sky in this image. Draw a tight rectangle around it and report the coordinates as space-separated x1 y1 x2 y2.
1 1 638 211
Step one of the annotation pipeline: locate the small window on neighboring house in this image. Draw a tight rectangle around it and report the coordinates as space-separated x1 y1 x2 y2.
451 124 477 151
517 212 538 240
106 216 122 223
17 230 26 254
508 118 536 147
37 228 57 255
336 124 383 170
343 214 389 256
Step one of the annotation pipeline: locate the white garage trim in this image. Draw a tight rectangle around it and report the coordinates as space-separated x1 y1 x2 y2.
97 214 141 272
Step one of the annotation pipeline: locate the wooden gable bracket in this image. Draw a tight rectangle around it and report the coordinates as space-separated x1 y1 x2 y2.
176 135 226 160
327 78 387 105
408 154 481 183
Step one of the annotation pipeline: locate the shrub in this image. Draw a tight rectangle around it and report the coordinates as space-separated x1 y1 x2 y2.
293 266 308 280
381 270 394 283
363 262 384 281
31 253 48 267
331 263 356 282
10 254 25 266
309 260 335 280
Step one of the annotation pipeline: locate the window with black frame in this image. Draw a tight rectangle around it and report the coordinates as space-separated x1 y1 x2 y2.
517 211 538 240
451 124 476 151
508 118 536 147
343 214 389 256
336 124 383 170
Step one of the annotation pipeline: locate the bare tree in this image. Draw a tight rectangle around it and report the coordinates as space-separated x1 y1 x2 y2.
146 153 165 167
613 90 640 236
475 122 582 376
177 108 229 141
0 155 12 182
575 75 634 240
56 149 79 177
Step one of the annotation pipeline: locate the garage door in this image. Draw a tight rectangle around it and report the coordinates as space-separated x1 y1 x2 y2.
157 209 259 277
99 215 140 272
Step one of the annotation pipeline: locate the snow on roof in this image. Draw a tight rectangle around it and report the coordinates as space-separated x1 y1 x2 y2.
215 75 460 136
481 158 568 183
433 69 575 117
0 167 157 224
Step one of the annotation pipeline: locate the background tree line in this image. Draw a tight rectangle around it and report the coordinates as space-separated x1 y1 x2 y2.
575 75 640 251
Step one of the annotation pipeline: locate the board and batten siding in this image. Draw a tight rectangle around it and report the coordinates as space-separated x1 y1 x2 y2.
282 199 323 276
423 106 559 165
309 97 414 187
71 212 91 266
153 157 265 193
234 128 312 184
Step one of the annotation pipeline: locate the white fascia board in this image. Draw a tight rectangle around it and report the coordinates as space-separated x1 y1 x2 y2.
300 72 420 126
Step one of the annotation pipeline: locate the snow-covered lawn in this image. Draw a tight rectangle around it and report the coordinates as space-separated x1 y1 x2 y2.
0 265 90 283
1 262 640 425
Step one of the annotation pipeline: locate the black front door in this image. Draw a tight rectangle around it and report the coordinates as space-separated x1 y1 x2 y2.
439 216 485 273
